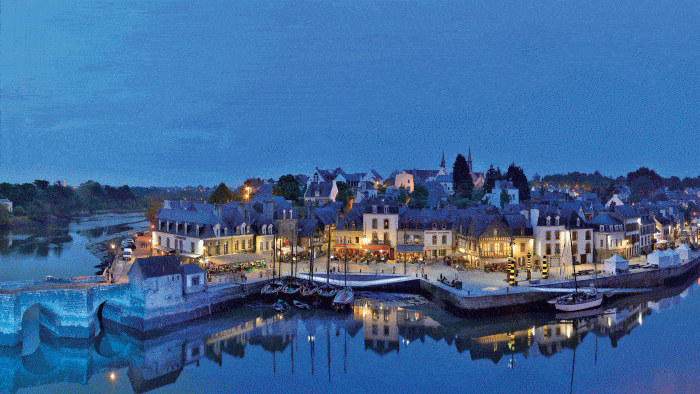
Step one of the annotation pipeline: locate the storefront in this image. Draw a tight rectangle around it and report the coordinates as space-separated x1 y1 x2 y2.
396 244 424 264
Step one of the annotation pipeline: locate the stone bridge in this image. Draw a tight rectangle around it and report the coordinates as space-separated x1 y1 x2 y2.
0 280 130 347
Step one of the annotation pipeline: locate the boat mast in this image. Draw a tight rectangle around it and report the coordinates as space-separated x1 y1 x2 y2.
310 236 314 283
327 225 331 285
273 232 276 282
344 236 348 288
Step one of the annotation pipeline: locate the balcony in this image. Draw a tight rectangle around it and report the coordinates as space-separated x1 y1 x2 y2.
369 239 392 246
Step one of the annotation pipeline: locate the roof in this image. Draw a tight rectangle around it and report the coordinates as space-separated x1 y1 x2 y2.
180 263 205 275
588 213 623 226
128 255 181 279
305 181 335 199
435 174 453 183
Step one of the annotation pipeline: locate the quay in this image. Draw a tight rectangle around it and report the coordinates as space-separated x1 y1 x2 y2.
1 255 698 347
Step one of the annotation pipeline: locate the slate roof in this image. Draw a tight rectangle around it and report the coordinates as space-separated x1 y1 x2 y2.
338 207 363 229
129 255 181 279
406 169 440 183
314 205 338 226
425 181 449 207
435 174 453 183
181 263 205 275
315 168 336 182
588 213 623 227
613 205 640 219
296 218 320 238
305 181 335 199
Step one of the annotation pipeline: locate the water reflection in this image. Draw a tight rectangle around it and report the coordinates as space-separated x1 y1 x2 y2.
2 275 696 393
0 213 147 281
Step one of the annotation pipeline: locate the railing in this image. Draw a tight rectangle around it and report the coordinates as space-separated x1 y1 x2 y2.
369 240 392 246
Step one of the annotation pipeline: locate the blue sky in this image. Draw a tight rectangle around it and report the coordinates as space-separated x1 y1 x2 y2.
1 0 699 187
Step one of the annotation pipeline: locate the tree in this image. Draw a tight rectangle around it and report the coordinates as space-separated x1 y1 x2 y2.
506 162 531 201
630 177 655 201
627 167 663 190
272 174 303 201
408 184 429 209
335 181 354 212
666 176 683 191
145 199 163 225
34 180 49 190
452 154 473 199
484 165 498 193
398 188 409 206
500 189 511 209
0 205 10 227
209 183 235 204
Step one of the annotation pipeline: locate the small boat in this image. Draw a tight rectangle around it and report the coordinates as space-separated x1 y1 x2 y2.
273 301 287 312
300 282 318 297
281 282 301 295
332 287 354 310
552 291 604 312
277 299 290 309
317 285 337 298
293 300 311 310
261 282 283 296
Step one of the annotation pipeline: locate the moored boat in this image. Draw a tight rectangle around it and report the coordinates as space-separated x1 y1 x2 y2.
333 287 354 310
293 300 311 310
300 282 318 297
281 282 301 299
552 291 604 312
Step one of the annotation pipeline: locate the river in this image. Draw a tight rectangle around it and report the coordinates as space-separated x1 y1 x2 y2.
1 271 699 394
0 213 149 282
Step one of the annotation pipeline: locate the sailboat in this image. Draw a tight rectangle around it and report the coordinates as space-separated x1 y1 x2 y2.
551 229 603 312
317 227 337 306
301 238 318 298
333 236 354 310
262 233 283 300
281 232 301 299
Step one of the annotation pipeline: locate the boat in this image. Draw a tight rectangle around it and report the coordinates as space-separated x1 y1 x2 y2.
262 233 283 299
273 299 288 312
301 281 318 297
316 229 337 307
440 276 457 288
333 236 354 310
293 300 310 310
553 290 604 312
333 287 354 310
281 282 301 296
552 234 603 312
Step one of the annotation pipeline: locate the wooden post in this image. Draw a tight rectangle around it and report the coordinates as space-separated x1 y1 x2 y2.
542 255 549 279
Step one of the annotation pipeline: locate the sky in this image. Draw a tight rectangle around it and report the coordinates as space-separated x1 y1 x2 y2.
1 0 700 188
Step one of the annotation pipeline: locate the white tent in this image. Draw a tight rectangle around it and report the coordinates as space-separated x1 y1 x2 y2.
604 254 629 275
666 248 680 266
676 244 691 262
647 249 663 266
657 250 672 268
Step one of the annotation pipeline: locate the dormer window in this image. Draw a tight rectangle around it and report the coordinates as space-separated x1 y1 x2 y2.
493 229 497 237
576 218 580 227
546 216 551 226
262 226 266 235
372 205 377 213
313 173 319 182
344 221 348 229
442 221 446 230
600 225 604 232
384 206 389 214
555 216 560 226
432 221 437 230
315 190 320 197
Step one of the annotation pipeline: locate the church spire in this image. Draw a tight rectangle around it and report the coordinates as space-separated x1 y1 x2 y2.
467 147 473 173
440 151 445 169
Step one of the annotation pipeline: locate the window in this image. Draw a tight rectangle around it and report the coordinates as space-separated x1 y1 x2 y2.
546 231 551 241
600 239 604 248
520 243 525 252
555 243 560 254
235 241 239 251
572 244 578 256
432 235 437 245
215 242 220 255
493 229 497 237
555 216 560 226
384 232 389 243
404 235 410 244
555 231 561 240
442 221 446 230
372 205 377 213
191 276 200 286
356 237 360 244
439 249 446 257
414 235 420 245
372 219 378 229
372 232 378 241
259 242 263 251
586 243 591 253
384 219 389 229
191 242 195 252
266 241 269 250
224 242 229 254
585 231 591 240
384 206 389 214
600 225 604 232
442 235 447 245
248 240 252 249
158 235 162 245
384 326 390 336
546 217 551 226
166 238 170 248
572 231 578 241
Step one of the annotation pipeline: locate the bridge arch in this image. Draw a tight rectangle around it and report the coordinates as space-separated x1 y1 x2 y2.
19 303 60 356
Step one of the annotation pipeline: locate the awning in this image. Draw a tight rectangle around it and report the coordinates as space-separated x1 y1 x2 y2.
396 245 424 253
209 253 268 266
154 246 175 253
280 246 306 253
179 252 202 258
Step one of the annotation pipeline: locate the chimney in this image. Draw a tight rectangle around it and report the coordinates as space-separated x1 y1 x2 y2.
214 204 222 220
520 209 529 220
530 208 539 228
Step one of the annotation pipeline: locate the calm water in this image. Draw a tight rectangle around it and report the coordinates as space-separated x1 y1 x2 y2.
0 213 148 281
4 277 699 394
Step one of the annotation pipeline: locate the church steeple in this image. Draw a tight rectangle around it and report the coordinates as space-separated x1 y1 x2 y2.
467 147 473 173
440 151 445 169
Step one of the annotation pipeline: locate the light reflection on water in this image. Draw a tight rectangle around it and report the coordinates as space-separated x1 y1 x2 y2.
0 213 148 281
6 275 699 394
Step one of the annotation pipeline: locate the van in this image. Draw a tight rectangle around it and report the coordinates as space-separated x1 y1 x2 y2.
122 248 133 260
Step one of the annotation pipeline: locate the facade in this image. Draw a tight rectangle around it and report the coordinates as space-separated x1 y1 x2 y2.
126 255 206 310
483 180 519 206
394 171 415 193
613 205 641 258
559 209 594 265
362 199 399 260
590 213 626 262
530 208 566 267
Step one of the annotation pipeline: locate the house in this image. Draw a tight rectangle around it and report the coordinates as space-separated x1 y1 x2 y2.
559 208 594 265
483 180 519 206
530 207 566 268
127 255 185 309
611 205 642 258
398 208 454 261
304 168 338 203
605 194 625 209
590 213 626 262
394 171 415 193
362 198 400 260
0 198 12 213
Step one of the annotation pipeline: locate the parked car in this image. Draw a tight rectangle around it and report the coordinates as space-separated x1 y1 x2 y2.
122 248 133 260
